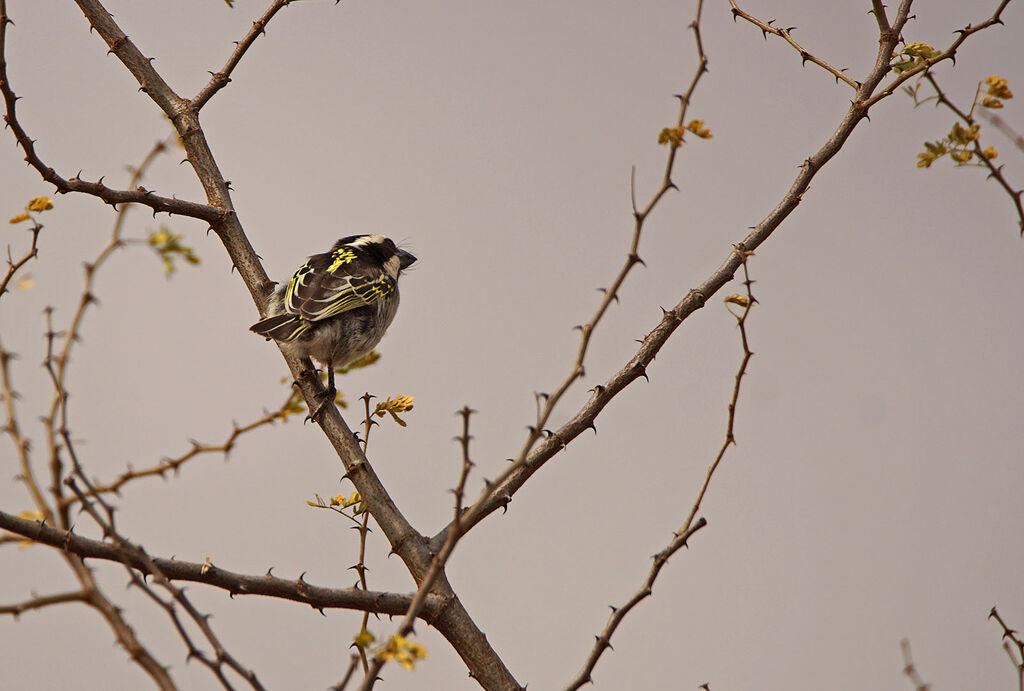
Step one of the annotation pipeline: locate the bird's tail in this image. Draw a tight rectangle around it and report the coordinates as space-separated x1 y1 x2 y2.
250 314 310 342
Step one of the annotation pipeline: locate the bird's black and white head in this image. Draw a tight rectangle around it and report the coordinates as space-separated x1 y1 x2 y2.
333 234 416 279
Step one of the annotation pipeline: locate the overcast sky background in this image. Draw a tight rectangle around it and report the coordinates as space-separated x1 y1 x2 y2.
2 1 1023 689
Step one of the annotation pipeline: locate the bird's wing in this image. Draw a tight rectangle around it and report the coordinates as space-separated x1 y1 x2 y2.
284 247 397 322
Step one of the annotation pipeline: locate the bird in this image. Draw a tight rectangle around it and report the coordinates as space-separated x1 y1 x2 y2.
250 234 416 420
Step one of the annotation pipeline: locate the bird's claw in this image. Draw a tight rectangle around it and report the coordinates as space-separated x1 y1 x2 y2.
305 386 337 423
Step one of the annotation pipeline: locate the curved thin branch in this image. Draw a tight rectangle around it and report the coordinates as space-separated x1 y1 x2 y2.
0 220 41 301
0 589 88 617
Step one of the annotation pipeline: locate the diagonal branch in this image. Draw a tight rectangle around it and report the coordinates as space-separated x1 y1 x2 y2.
358 407 480 690
729 0 860 89
58 389 303 510
564 519 707 691
433 0 929 548
567 252 756 690
193 0 298 110
448 0 712 551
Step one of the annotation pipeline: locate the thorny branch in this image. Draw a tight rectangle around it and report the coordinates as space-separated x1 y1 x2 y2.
0 218 41 300
65 474 263 690
0 9 221 222
4 0 520 686
0 589 88 617
1 0 1016 688
566 250 756 690
444 0 713 550
989 607 1024 691
58 387 305 511
681 251 756 535
564 519 708 691
43 135 175 528
729 0 860 89
432 0 1015 552
193 0 298 110
861 0 1013 110
920 72 1024 234
0 509 432 616
357 407 478 690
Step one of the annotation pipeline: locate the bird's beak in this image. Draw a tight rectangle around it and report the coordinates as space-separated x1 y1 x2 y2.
397 249 417 270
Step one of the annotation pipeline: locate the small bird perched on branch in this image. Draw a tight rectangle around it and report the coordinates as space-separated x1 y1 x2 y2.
251 234 416 420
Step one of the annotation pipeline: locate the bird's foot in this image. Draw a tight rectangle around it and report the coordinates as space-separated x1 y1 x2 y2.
305 384 338 423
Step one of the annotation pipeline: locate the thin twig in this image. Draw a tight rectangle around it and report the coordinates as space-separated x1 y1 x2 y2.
0 508 434 614
41 135 175 528
681 249 756 534
330 655 361 691
58 390 303 510
989 607 1024 691
452 0 712 548
871 0 892 35
0 338 53 523
65 476 264 690
357 407 479 690
729 0 860 89
900 639 931 691
0 5 221 222
431 0 944 548
193 0 298 110
0 589 88 617
861 0 1013 110
921 72 1024 234
564 519 708 691
566 251 755 689
0 220 42 301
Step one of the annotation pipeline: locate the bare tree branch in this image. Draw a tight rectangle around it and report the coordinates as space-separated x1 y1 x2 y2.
862 0 1013 110
565 519 708 691
58 388 304 510
0 219 41 301
729 0 860 89
681 253 756 535
193 0 299 110
0 509 435 616
358 407 481 690
989 607 1024 691
0 589 88 617
567 250 756 689
432 0 936 551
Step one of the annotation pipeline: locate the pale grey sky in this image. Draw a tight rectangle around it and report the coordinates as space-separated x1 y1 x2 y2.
2 1 1023 689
